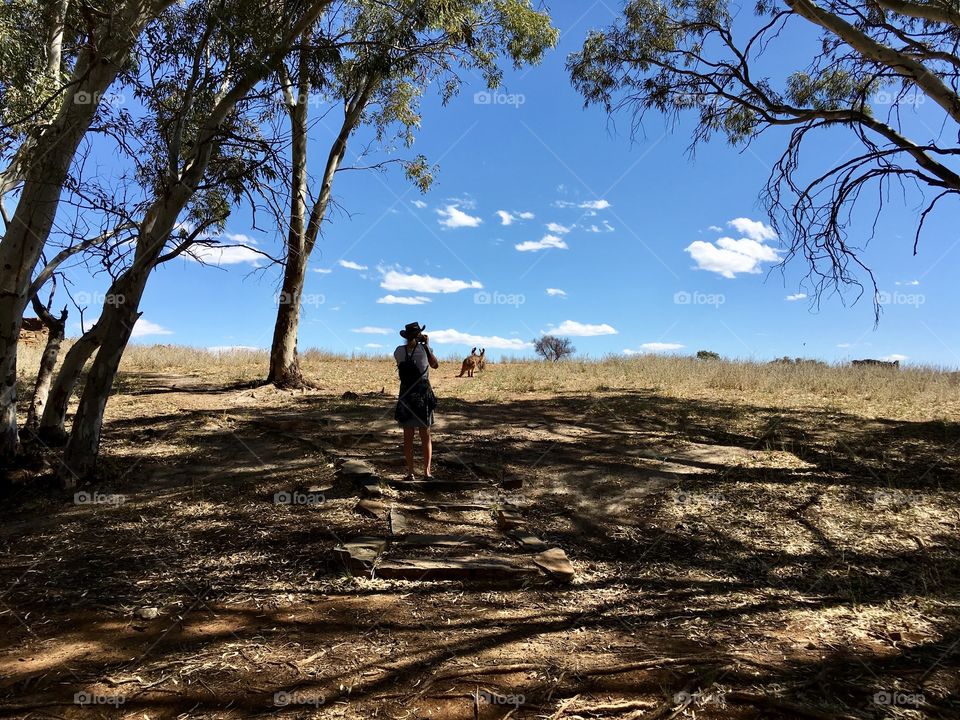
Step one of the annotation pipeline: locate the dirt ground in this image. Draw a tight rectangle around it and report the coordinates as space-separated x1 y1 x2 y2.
1 357 959 719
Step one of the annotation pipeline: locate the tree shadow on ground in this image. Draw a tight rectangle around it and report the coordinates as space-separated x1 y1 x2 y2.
0 387 957 718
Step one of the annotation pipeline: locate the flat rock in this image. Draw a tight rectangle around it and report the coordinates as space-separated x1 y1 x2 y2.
359 481 382 498
134 607 159 620
354 500 387 519
387 478 487 492
397 533 487 548
375 557 539 581
496 508 526 531
337 459 378 478
389 508 409 535
334 537 387 571
533 548 575 582
509 532 548 551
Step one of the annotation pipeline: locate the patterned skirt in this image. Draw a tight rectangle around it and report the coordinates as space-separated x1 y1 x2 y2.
395 380 436 428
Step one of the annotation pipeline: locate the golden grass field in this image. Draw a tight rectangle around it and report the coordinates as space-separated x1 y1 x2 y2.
3 342 959 719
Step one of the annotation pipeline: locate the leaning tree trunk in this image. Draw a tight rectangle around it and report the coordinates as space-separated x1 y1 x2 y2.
37 318 105 444
57 0 334 484
0 0 171 462
58 274 145 485
25 299 67 431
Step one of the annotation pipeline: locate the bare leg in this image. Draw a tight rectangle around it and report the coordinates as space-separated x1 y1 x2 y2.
403 427 415 477
419 426 432 477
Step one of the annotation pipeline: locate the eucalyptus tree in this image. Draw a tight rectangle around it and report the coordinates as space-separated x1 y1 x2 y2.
0 0 177 463
53 0 334 483
569 0 960 310
266 0 558 387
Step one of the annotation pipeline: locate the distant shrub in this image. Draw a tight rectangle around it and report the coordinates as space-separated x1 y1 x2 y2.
696 350 720 360
769 356 827 366
534 335 575 362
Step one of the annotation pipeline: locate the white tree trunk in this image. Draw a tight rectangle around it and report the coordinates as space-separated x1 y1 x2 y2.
0 0 173 462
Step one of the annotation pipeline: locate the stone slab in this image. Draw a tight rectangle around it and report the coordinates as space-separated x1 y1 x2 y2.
389 508 409 535
337 459 378 478
496 508 526 531
397 533 486 548
509 532 548 551
334 537 387 572
387 478 488 492
353 500 387 519
533 548 575 582
375 557 540 581
359 481 382 498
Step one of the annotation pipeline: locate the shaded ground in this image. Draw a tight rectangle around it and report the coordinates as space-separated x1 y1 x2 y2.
1 370 958 719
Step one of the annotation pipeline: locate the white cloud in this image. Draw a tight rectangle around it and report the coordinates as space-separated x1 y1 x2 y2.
437 204 482 228
552 199 612 210
496 210 535 225
377 295 432 305
728 217 777 242
411 200 427 209
429 328 532 350
546 222 573 234
364 343 383 348
381 270 482 294
585 221 614 233
546 320 617 337
624 342 685 354
352 326 391 334
546 288 567 297
339 259 367 270
515 234 567 252
580 199 611 210
708 225 723 232
786 293 807 301
895 279 920 286
686 235 780 278
313 267 332 274
132 319 173 338
187 233 262 265
881 353 908 362
837 343 853 348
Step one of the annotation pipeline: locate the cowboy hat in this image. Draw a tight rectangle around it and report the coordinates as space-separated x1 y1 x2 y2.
399 321 426 339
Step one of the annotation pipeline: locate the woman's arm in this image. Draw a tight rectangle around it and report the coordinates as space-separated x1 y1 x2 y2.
422 337 439 369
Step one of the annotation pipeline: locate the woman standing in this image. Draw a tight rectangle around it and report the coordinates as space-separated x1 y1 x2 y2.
394 322 439 480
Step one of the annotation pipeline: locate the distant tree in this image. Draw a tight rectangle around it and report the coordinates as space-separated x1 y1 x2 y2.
696 350 720 360
534 335 575 361
266 0 558 388
569 0 960 319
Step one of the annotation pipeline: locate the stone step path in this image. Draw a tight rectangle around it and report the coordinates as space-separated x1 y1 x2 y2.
332 457 575 584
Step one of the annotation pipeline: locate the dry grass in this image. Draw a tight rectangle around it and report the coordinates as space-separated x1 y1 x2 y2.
4 341 959 719
17 342 960 422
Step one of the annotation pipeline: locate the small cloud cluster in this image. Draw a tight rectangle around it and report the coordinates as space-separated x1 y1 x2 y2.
429 328 532 350
437 204 482 229
496 210 535 226
545 320 617 337
686 218 779 278
516 234 567 252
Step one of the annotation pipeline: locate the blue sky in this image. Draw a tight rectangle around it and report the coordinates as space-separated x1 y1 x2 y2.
66 3 960 366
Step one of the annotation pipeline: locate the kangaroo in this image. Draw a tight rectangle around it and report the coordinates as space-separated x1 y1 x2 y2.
458 347 479 377
476 348 486 371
